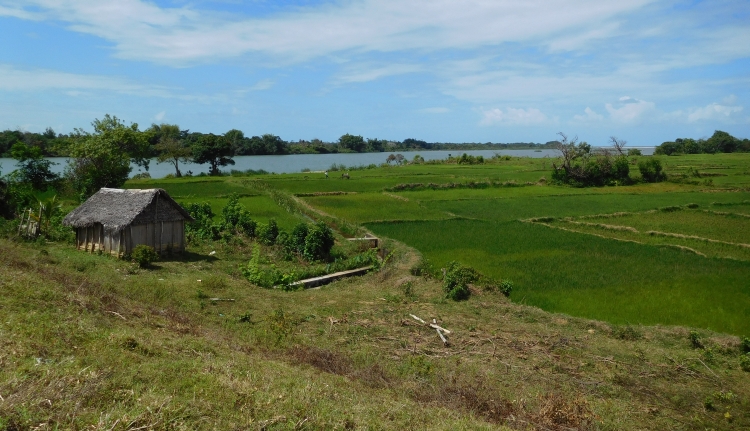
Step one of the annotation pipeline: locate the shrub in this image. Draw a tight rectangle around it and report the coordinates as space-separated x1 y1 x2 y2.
131 245 158 268
638 158 667 182
303 221 335 261
290 222 309 254
627 148 642 156
689 330 704 349
257 219 279 245
443 261 478 301
741 354 750 372
183 202 220 242
499 280 513 297
741 337 750 354
221 193 256 236
410 256 433 277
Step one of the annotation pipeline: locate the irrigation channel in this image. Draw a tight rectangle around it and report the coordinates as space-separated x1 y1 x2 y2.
0 148 655 180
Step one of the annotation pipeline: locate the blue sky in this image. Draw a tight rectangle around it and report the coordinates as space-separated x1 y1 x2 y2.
1 0 748 145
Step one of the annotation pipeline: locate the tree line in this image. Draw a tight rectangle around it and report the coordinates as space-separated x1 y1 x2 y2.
655 130 750 155
0 118 551 161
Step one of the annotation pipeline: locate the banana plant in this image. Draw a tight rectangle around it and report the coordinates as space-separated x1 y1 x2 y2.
28 195 61 236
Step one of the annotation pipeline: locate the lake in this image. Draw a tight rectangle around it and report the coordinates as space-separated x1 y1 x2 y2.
0 147 654 179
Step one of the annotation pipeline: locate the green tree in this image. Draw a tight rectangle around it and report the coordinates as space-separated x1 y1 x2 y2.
154 124 190 177
65 115 146 199
192 134 235 175
224 129 246 155
338 134 366 152
90 115 151 171
707 130 739 153
9 142 58 190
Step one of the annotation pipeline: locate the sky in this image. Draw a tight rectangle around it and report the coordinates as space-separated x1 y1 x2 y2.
0 0 749 145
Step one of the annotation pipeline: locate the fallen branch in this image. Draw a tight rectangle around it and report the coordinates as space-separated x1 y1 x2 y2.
436 328 448 346
209 298 235 302
429 323 451 334
105 311 126 320
409 314 451 346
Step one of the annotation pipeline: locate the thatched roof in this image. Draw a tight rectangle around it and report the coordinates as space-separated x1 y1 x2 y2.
63 188 194 233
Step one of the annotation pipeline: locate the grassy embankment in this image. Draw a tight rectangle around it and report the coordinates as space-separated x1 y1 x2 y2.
2 234 750 430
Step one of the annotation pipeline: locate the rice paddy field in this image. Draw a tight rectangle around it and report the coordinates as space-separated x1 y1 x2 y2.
127 152 750 336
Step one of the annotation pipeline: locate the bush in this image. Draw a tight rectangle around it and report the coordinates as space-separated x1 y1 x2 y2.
257 219 279 245
221 193 256 236
290 222 309 254
443 261 478 301
410 256 433 277
689 330 704 349
183 202 220 242
638 158 667 182
303 221 335 261
741 337 750 354
740 354 750 372
499 280 513 297
627 148 642 156
131 245 158 268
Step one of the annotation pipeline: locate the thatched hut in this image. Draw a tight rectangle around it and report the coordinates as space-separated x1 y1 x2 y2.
63 188 193 256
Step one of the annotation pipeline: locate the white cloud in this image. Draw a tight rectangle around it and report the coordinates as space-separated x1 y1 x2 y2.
154 111 166 121
336 64 423 83
605 97 655 123
249 79 274 91
0 4 38 20
0 0 655 65
687 100 743 123
573 107 604 122
480 107 548 126
0 64 173 97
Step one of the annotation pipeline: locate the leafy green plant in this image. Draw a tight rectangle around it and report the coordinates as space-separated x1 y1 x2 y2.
740 337 750 354
303 221 335 261
221 193 256 236
183 202 220 242
689 330 704 349
741 354 750 372
131 245 158 268
638 158 667 183
257 219 279 245
499 280 513 297
443 261 478 301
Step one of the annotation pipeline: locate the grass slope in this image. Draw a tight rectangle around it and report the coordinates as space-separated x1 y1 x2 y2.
2 239 750 430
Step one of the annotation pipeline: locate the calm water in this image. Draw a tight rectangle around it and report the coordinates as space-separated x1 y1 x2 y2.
0 147 654 179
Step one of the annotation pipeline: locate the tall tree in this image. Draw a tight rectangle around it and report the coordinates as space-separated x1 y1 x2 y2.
9 142 58 190
338 133 366 152
92 115 151 170
192 134 235 175
154 124 190 177
65 115 146 199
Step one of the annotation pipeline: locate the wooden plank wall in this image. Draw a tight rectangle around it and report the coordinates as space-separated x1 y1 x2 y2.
77 221 185 257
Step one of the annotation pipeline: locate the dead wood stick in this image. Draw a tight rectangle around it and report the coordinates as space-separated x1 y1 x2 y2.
410 314 426 324
429 323 451 334
105 311 126 320
209 298 235 302
695 357 720 379
436 328 448 346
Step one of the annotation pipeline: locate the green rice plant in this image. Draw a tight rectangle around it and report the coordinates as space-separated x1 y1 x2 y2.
368 218 750 335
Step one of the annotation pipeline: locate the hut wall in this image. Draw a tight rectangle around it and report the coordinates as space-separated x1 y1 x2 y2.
121 221 185 255
76 223 107 253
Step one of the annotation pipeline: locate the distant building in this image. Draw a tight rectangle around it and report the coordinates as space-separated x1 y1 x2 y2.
63 188 193 256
